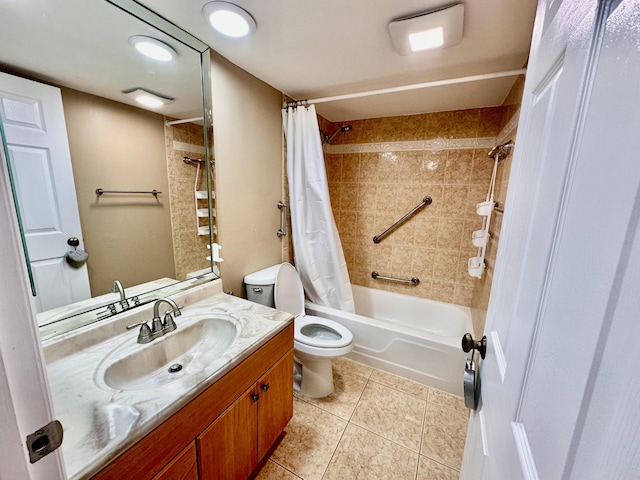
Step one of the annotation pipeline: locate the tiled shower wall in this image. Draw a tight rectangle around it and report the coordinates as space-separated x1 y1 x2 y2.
323 104 517 311
468 76 525 335
164 120 213 280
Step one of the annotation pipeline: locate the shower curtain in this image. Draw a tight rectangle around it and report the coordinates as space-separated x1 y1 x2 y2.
282 104 355 313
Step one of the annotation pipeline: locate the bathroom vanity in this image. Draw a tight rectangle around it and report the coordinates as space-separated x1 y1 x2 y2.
42 279 294 479
93 326 293 479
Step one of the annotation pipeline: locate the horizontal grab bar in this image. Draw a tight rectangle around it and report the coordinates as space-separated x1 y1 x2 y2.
371 271 420 286
96 189 161 196
373 196 432 243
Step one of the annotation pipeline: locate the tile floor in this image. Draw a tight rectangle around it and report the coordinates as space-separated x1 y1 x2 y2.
252 357 469 480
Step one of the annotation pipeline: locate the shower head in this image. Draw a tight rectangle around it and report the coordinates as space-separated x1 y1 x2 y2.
488 140 514 160
324 124 353 144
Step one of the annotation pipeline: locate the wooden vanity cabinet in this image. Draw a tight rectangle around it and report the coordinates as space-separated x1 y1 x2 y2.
197 351 294 479
91 324 293 480
151 443 198 480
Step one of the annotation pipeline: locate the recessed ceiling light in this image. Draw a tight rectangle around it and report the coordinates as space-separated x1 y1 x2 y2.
123 88 175 109
129 36 177 61
389 4 464 56
202 1 256 38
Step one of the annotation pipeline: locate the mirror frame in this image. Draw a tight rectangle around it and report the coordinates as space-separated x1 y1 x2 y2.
1 0 218 339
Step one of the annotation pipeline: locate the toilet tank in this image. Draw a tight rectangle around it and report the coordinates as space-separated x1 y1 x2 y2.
243 264 281 308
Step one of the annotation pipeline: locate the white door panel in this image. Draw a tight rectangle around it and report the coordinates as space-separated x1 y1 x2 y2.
0 71 91 311
460 0 640 478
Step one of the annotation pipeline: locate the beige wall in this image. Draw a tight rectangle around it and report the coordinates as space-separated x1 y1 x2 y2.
323 106 511 308
210 51 284 296
62 88 175 296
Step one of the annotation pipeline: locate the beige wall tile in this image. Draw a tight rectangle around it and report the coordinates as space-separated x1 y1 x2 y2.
324 106 518 309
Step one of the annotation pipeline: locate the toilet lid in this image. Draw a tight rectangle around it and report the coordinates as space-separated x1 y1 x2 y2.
274 262 305 316
295 315 353 348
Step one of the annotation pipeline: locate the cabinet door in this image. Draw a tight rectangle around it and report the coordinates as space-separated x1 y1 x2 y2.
198 385 258 480
151 442 198 480
257 350 294 460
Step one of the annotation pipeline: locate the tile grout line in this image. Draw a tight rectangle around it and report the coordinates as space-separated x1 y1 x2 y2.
319 377 371 480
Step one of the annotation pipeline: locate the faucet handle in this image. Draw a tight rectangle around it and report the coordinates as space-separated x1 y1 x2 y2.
126 320 147 330
163 312 177 332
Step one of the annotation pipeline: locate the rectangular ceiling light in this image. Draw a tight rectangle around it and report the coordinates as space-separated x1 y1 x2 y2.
123 88 175 109
389 4 464 55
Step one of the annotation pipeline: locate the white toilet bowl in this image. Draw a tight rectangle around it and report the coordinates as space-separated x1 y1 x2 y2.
244 262 354 398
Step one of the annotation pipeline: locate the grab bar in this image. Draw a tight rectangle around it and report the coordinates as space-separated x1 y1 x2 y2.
277 201 288 237
373 196 432 243
371 271 420 286
96 188 161 196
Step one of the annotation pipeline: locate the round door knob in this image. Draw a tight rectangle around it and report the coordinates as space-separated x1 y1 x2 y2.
461 333 487 359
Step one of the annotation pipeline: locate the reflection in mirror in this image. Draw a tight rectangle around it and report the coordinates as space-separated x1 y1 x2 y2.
0 0 217 338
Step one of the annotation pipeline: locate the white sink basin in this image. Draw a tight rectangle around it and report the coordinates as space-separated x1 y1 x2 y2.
96 314 239 391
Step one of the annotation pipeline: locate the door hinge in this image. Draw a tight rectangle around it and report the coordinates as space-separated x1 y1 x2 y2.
26 420 63 463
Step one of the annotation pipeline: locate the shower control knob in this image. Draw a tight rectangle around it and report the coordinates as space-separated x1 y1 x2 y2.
461 333 487 359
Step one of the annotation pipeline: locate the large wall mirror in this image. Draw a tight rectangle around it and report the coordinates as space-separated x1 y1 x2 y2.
0 0 217 339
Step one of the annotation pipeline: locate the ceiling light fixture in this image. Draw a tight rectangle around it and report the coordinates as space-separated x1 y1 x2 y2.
129 36 177 61
389 4 464 55
202 1 256 38
123 88 175 109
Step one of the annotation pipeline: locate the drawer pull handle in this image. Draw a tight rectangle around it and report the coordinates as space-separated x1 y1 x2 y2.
251 392 260 402
261 383 270 392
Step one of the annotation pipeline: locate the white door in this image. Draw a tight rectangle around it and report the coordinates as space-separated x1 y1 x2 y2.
0 71 91 312
461 0 640 478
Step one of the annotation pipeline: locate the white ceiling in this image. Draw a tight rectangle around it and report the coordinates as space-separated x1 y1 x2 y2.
138 0 538 121
0 1 538 123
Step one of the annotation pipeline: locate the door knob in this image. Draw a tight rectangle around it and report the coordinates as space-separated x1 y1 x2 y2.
461 333 487 359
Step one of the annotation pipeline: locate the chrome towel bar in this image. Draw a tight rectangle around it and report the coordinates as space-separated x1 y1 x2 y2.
373 196 432 243
96 188 161 196
371 271 420 286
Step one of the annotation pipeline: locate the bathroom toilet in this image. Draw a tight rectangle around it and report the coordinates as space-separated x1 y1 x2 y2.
244 262 353 398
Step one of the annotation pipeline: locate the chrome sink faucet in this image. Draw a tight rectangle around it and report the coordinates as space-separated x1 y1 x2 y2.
112 280 129 310
126 298 182 344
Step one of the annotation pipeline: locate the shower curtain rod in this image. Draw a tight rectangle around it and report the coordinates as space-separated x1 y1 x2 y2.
284 69 526 107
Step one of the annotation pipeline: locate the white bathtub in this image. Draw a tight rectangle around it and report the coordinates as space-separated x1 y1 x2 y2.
305 285 471 396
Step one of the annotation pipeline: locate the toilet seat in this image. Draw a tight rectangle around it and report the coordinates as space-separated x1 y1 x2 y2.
274 263 354 352
294 315 353 348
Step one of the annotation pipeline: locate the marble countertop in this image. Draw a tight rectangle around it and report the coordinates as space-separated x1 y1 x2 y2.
42 280 293 480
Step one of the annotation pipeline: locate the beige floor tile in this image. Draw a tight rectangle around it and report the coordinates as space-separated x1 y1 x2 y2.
323 424 419 480
294 370 367 420
332 356 373 380
416 456 460 480
351 380 426 451
269 398 347 480
428 387 468 415
421 403 468 470
370 369 430 400
252 459 302 479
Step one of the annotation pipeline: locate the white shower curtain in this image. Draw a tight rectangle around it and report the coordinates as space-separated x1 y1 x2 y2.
282 104 355 313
